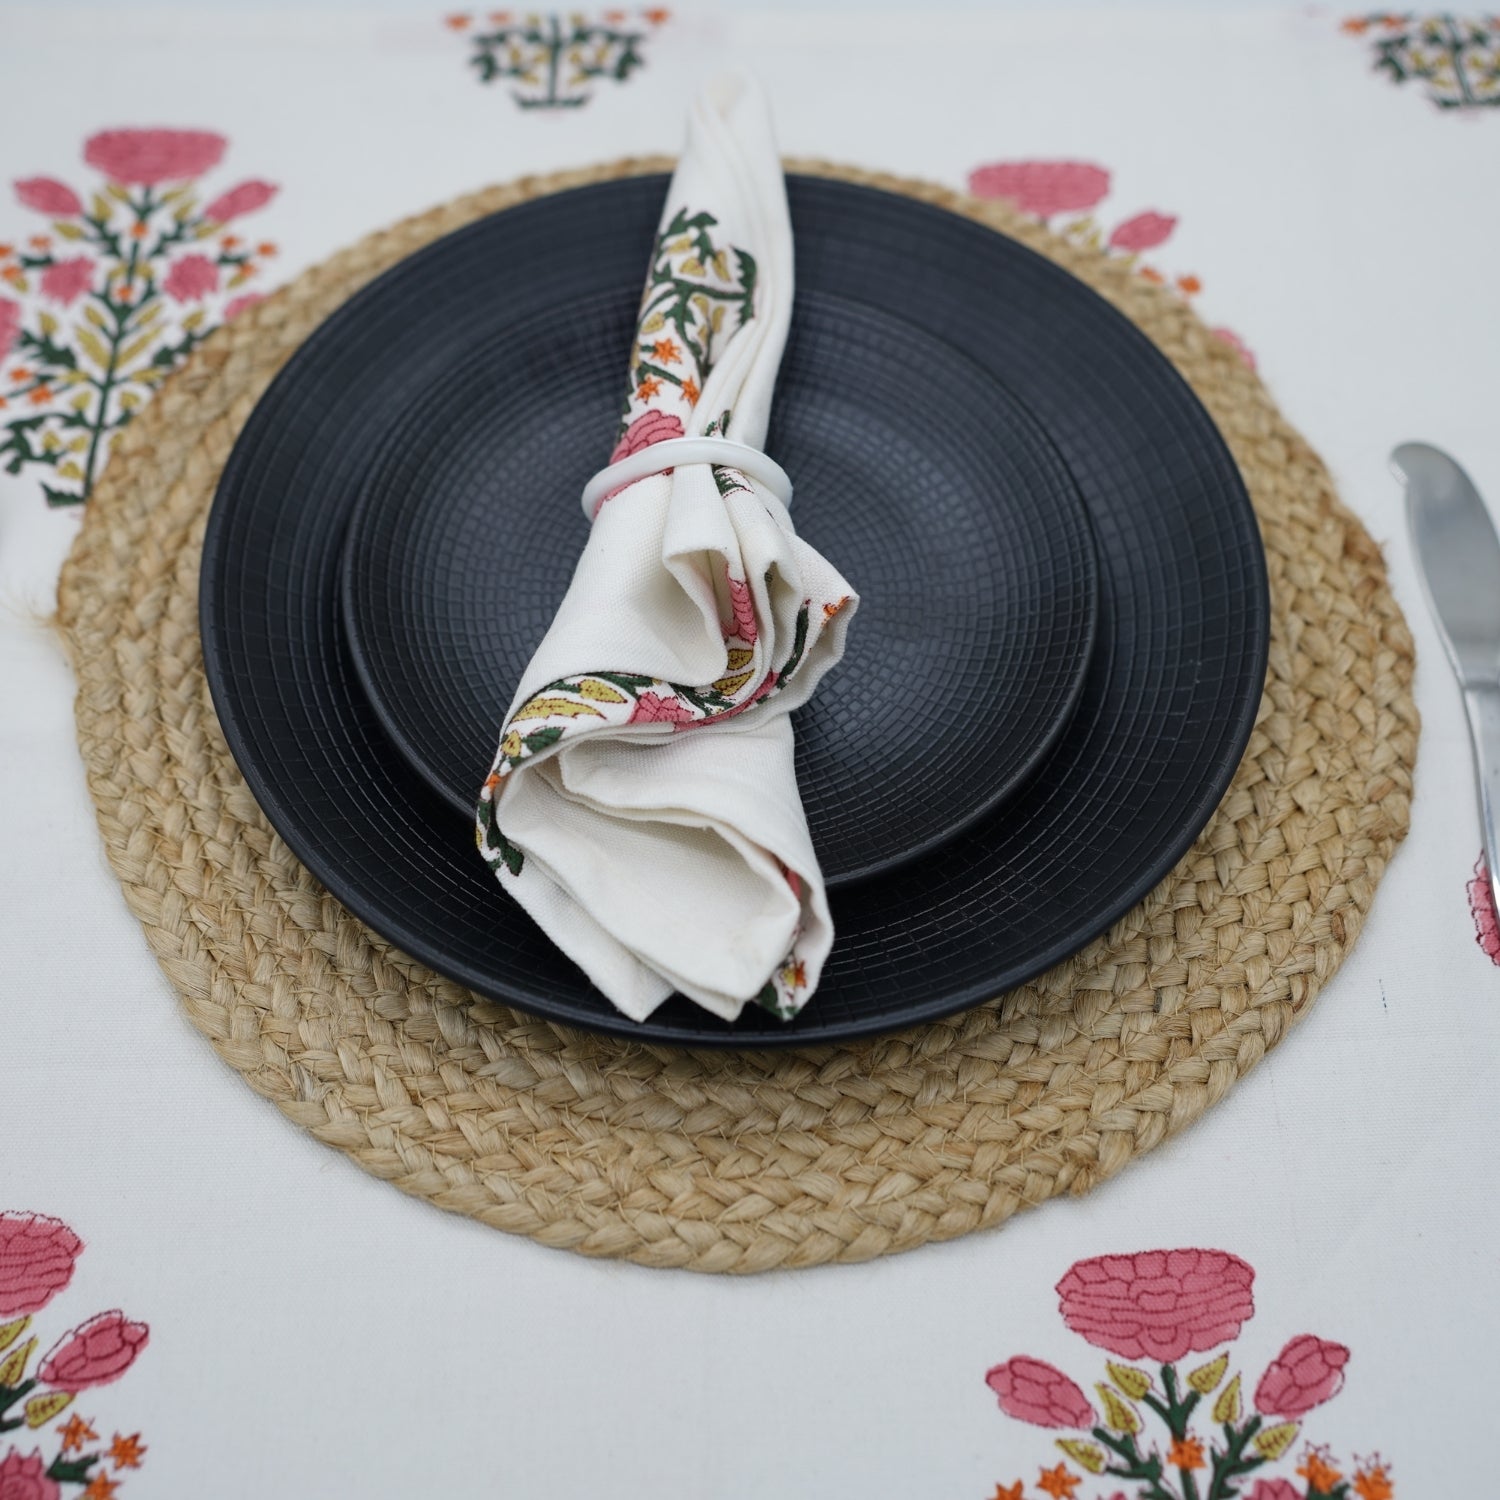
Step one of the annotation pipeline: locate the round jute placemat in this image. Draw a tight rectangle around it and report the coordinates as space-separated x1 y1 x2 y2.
57 159 1418 1273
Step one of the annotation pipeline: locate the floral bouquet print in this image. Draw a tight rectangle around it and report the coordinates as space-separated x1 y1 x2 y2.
2 128 277 506
476 73 857 1023
985 1248 1392 1500
0 1212 150 1497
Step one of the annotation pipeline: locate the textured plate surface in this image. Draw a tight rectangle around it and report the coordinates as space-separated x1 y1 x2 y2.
200 173 1270 1046
338 293 1099 885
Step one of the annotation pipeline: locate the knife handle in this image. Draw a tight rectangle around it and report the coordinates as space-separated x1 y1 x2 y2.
1462 682 1500 920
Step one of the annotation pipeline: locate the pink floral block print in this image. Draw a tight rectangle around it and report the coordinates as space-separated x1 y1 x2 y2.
1468 854 1500 965
966 157 1257 368
0 1211 150 1496
1 128 280 505
0 1215 81 1317
983 1247 1393 1500
1056 1248 1255 1362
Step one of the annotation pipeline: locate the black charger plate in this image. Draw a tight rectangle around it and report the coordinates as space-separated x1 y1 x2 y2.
338 294 1100 886
200 173 1270 1047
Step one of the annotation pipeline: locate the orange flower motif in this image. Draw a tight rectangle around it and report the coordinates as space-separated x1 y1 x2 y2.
650 336 681 364
643 7 670 22
1036 1464 1080 1500
28 384 51 406
83 1474 121 1500
993 1484 1024 1500
106 1432 147 1470
823 594 851 621
129 223 147 239
59 1414 99 1453
1176 273 1202 295
782 959 807 989
488 8 511 20
1167 1437 1206 1471
1341 16 1370 32
0 396 8 411
1138 266 1164 284
603 7 626 19
256 241 277 257
0 242 12 256
28 234 50 250
222 234 241 250
1298 1452 1344 1492
635 375 662 401
2 267 24 286
1353 1460 1394 1500
445 12 472 28
10 367 32 381
680 376 700 405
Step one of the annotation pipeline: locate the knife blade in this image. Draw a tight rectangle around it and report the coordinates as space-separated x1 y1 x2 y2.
1391 442 1500 923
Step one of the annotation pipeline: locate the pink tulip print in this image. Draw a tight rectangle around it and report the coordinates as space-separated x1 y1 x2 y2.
983 1248 1392 1500
0 1212 149 1496
966 158 1257 370
1 128 280 505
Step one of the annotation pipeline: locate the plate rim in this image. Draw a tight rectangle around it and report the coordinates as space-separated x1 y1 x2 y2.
200 169 1270 1048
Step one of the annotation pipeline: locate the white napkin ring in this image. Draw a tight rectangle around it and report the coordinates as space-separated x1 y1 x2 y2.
581 438 794 519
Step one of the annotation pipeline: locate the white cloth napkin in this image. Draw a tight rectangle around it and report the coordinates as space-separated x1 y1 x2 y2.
475 73 857 1023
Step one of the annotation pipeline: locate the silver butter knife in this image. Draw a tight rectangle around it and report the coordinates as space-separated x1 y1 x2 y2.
1392 442 1500 919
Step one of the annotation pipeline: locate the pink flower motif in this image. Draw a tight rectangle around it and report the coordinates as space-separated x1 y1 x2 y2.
13 178 83 218
1211 326 1258 371
84 128 226 185
1254 1334 1349 1418
39 257 95 307
224 293 265 320
593 409 687 514
1108 211 1177 253
0 1213 83 1317
38 1310 149 1391
628 691 696 725
162 253 220 302
0 299 20 360
608 408 684 464
1056 1248 1255 1363
1246 1481 1300 1500
1468 854 1500 966
723 569 758 645
0 1449 59 1500
202 178 278 222
985 1356 1096 1429
967 161 1111 218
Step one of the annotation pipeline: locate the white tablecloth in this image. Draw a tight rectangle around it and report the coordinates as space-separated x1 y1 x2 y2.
2 4 1496 1495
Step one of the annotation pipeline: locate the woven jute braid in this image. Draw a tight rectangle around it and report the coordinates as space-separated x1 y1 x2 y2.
56 160 1417 1272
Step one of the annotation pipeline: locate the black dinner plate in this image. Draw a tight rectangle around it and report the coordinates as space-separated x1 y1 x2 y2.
337 294 1100 886
200 173 1270 1047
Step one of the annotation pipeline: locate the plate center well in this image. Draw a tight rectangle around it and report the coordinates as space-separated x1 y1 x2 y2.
339 289 1099 884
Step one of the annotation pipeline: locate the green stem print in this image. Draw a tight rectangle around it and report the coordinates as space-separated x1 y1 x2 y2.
454 8 670 109
2 129 279 505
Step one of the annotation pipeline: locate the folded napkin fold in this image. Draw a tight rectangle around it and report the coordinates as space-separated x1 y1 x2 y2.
475 73 857 1023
